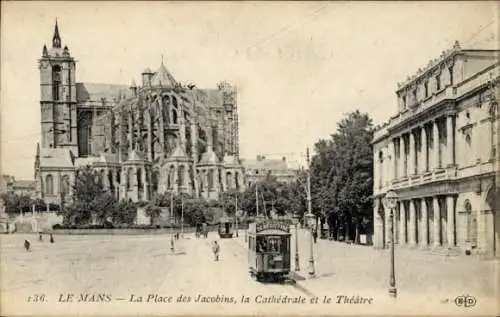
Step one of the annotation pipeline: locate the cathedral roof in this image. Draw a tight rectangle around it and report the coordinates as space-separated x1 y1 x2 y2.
74 156 101 168
222 154 240 167
76 83 128 103
39 148 74 169
126 150 145 162
171 145 187 158
98 153 120 164
164 143 190 163
199 147 219 165
193 89 224 107
150 62 178 87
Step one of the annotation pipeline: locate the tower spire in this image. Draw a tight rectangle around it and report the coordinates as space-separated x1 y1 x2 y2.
52 19 61 48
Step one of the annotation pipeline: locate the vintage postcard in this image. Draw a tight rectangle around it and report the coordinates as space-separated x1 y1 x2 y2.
1 1 499 316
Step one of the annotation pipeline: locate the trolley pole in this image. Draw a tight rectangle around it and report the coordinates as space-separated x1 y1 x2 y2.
306 147 315 278
235 195 239 237
255 184 259 218
295 217 300 272
170 191 174 252
181 196 184 238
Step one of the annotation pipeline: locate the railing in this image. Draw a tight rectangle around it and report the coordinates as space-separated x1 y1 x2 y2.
385 166 458 190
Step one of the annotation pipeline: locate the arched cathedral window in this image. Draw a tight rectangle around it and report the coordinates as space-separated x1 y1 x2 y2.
226 172 232 190
45 175 53 195
208 169 214 190
178 165 185 187
61 175 70 195
52 65 61 101
235 172 240 191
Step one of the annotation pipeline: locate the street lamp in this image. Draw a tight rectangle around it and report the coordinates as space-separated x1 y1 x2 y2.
170 191 175 252
293 213 300 272
235 195 239 237
383 190 399 299
304 146 315 278
181 196 184 239
305 211 316 278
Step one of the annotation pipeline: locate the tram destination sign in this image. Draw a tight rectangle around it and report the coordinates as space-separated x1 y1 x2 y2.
256 220 290 233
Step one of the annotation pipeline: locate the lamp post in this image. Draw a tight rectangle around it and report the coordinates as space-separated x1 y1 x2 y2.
293 214 300 272
235 194 239 237
383 190 398 298
181 195 184 238
305 147 315 278
305 212 315 278
170 191 174 252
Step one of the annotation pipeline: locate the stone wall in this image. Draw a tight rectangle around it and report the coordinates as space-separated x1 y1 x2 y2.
11 212 63 233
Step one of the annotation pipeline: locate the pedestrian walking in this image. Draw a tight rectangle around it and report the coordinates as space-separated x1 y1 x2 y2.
39 233 43 242
24 239 31 251
49 233 54 243
212 241 220 261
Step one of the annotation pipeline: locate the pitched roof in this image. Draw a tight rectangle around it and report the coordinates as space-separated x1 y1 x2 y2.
39 148 74 168
150 62 177 87
199 147 219 165
126 150 145 162
194 89 223 107
12 180 36 189
74 156 100 168
222 155 240 166
76 82 128 102
170 144 188 158
98 153 120 164
241 158 288 171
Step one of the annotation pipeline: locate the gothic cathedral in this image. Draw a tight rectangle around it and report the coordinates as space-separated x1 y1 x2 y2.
34 22 245 205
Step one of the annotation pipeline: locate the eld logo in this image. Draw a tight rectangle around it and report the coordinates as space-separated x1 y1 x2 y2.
454 295 477 308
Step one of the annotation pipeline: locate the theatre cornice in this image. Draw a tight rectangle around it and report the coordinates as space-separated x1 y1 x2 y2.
387 101 457 136
374 173 494 201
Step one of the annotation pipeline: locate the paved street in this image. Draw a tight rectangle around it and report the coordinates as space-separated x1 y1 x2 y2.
1 231 498 316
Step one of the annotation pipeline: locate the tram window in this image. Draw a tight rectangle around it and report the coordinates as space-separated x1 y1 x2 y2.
257 236 282 253
268 236 282 252
257 237 267 252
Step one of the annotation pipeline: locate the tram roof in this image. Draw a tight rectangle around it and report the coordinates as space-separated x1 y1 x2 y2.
248 220 291 235
250 229 291 236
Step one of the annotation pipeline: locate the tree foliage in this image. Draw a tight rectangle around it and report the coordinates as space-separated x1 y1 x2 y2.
65 166 115 225
0 192 34 214
309 110 374 243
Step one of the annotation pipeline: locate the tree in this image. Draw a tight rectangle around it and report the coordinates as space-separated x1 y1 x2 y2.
114 200 137 225
0 192 33 215
305 110 374 243
145 203 162 225
65 165 114 225
330 110 374 243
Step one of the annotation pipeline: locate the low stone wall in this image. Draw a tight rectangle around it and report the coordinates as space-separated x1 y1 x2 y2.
10 212 63 233
52 227 214 235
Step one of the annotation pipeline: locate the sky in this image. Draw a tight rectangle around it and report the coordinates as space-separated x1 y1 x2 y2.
1 1 498 179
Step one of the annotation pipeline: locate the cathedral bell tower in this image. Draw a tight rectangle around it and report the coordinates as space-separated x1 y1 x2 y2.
38 20 78 155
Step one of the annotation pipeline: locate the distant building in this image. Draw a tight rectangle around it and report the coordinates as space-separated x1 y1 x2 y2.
0 175 15 193
0 175 36 197
372 41 499 257
241 155 297 186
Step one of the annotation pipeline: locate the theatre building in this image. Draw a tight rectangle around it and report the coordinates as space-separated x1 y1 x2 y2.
372 42 499 257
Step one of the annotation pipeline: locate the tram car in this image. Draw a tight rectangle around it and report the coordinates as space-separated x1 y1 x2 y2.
248 219 292 282
218 217 234 238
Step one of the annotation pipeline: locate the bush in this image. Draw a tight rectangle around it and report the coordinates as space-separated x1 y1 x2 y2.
135 201 149 207
52 224 62 229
